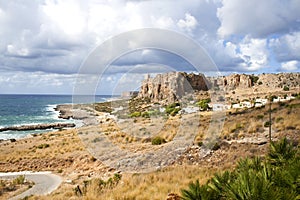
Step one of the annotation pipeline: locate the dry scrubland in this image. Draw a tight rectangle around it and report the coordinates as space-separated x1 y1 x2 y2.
0 99 299 199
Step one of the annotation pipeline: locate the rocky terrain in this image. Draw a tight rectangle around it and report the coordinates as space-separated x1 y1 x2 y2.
138 72 209 102
0 72 299 200
0 123 75 132
139 72 300 102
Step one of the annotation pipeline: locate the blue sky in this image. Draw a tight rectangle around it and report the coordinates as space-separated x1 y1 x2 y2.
0 0 299 94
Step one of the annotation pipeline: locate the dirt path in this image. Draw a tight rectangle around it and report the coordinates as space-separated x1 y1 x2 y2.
0 171 62 200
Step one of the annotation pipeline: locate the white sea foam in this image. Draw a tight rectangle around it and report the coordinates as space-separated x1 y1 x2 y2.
45 104 62 121
0 132 25 140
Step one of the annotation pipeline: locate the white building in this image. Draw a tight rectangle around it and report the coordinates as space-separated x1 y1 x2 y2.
211 104 231 111
255 98 268 105
255 102 264 107
240 101 253 108
273 97 282 102
182 106 199 113
285 96 296 101
232 103 241 109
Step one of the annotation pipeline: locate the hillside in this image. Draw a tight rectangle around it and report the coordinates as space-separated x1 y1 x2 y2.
0 72 299 199
139 72 300 103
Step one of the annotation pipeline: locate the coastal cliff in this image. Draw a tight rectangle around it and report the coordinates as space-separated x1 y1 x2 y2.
138 72 300 102
138 72 209 102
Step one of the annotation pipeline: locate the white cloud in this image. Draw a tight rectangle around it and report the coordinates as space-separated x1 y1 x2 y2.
151 16 175 29
0 71 76 94
238 37 268 71
281 60 298 71
0 0 299 94
177 13 198 32
42 0 87 35
210 37 269 72
270 31 300 62
217 0 300 38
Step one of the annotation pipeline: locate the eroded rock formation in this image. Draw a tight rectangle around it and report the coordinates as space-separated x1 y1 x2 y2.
138 72 300 102
222 74 253 89
138 72 209 102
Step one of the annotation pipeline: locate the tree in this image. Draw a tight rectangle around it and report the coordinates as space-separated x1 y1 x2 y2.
283 86 289 91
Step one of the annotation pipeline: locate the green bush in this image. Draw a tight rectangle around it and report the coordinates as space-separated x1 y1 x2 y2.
276 117 284 123
283 85 289 91
37 143 50 149
141 112 150 118
181 180 202 200
181 138 300 200
256 114 264 119
151 136 166 145
196 98 211 111
250 75 259 84
13 175 25 185
165 103 181 116
170 107 181 116
129 111 141 118
264 121 271 127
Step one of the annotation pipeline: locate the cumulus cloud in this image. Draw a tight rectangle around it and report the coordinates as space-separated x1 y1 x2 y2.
238 37 268 71
281 60 299 71
0 0 217 76
270 31 300 62
177 13 198 33
217 0 300 38
0 0 299 94
0 71 76 94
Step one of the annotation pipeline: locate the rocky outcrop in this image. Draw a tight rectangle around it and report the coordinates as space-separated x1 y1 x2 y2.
138 72 300 102
209 72 300 90
222 74 253 89
138 72 209 102
55 104 99 126
0 123 75 132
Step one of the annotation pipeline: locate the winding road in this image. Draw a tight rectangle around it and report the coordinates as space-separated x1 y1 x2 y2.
0 171 62 200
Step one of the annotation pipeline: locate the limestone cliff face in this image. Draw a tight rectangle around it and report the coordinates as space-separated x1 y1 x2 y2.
138 72 209 102
221 73 300 90
138 72 300 102
222 74 253 89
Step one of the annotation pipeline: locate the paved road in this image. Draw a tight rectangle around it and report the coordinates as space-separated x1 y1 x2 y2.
0 171 62 200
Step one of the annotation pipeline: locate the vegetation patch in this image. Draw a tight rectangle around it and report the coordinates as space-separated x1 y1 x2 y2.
0 175 33 197
196 98 211 111
165 102 181 116
37 143 50 149
75 173 122 197
151 136 166 145
181 138 300 200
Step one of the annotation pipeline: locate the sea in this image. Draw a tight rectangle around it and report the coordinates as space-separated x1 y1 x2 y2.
0 94 112 140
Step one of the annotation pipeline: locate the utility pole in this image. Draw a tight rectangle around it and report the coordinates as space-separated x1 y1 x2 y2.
269 96 272 143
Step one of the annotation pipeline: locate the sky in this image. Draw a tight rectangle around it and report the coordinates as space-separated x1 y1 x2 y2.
0 0 300 94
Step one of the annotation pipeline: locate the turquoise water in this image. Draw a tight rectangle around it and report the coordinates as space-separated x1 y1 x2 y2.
0 94 110 139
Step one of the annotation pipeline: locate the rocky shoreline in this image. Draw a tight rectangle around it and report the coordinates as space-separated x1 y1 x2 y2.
0 122 76 132
55 104 99 126
0 103 101 141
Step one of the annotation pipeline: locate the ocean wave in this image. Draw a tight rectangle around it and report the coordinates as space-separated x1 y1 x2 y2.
45 104 60 119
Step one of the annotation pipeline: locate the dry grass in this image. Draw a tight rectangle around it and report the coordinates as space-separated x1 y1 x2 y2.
30 165 217 200
0 129 87 172
1 99 299 200
93 166 215 200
